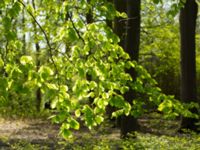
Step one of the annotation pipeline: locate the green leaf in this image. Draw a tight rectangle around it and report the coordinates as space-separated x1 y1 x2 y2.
46 83 58 90
5 31 17 41
51 99 58 109
61 129 72 139
69 118 80 130
95 116 104 124
0 58 4 67
124 102 131 116
82 105 94 127
3 17 11 30
9 2 21 17
60 85 68 92
20 56 33 66
78 68 85 78
75 109 81 117
120 86 129 94
82 105 93 116
118 12 127 18
112 109 124 118
126 61 135 69
110 95 125 108
158 100 173 112
153 0 160 4
39 66 54 80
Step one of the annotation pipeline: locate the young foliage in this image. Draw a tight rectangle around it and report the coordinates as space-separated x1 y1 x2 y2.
0 0 198 138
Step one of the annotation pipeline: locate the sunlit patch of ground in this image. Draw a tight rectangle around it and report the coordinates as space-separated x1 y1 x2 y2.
0 118 59 141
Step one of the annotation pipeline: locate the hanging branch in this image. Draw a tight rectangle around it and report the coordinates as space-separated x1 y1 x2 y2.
18 0 58 74
18 0 61 98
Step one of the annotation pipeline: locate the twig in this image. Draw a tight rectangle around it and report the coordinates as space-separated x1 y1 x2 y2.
68 12 85 43
119 16 139 22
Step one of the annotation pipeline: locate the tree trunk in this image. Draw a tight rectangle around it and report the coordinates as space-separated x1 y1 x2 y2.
35 43 41 112
120 0 141 137
32 0 42 112
86 0 93 24
112 0 127 128
114 0 126 48
179 0 198 131
125 0 140 61
22 8 26 55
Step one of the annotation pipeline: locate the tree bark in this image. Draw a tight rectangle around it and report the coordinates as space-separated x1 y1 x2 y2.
112 0 127 129
114 0 126 48
120 0 141 137
125 0 140 61
179 0 198 131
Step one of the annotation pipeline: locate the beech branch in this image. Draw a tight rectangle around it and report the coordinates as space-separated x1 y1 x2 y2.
18 0 58 74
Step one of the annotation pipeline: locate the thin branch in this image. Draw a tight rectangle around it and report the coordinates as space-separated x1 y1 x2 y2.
119 16 139 22
18 0 58 73
18 0 61 95
68 12 85 43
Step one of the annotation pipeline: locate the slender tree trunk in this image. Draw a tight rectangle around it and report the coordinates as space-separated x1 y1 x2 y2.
120 0 141 138
86 0 94 104
32 0 42 112
22 8 26 55
35 43 41 111
179 0 198 131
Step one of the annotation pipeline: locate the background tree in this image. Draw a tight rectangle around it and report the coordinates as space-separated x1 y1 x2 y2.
32 0 42 112
140 1 180 99
179 0 199 131
120 0 141 137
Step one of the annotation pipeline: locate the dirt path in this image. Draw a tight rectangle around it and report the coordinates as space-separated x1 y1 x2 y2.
0 118 59 141
0 118 63 149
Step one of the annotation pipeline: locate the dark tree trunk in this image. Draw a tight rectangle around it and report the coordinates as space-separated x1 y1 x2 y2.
86 0 93 24
114 0 126 48
179 0 198 131
36 43 41 112
112 0 127 128
125 0 140 61
120 0 141 138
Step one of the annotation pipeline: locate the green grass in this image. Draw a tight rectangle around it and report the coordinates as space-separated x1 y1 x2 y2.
1 132 200 150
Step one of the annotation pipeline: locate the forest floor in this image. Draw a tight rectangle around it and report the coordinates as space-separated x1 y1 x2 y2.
0 117 121 149
0 118 61 149
0 113 200 149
